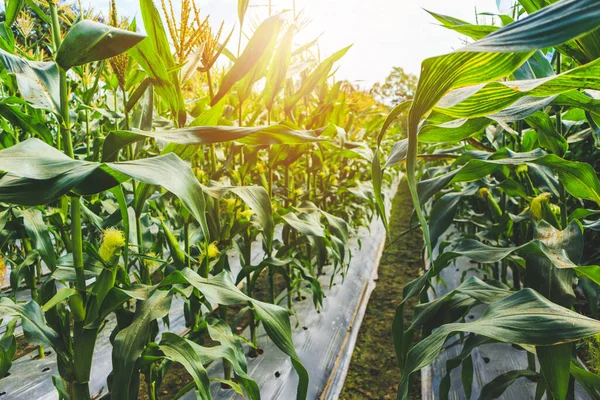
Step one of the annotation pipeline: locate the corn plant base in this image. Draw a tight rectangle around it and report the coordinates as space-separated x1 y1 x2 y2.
0 240 264 399
421 229 591 400
180 178 400 400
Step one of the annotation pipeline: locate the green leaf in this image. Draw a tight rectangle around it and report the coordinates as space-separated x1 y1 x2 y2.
525 111 568 156
284 45 351 113
426 9 499 40
570 362 600 399
0 297 63 351
479 369 539 400
397 289 600 399
0 138 209 240
0 100 52 142
112 289 173 400
464 0 600 53
17 208 56 270
377 100 411 146
436 58 600 119
429 192 465 248
418 117 490 144
206 319 260 400
202 184 274 252
538 343 572 400
131 0 185 125
212 15 284 106
103 124 325 160
372 150 387 230
56 20 145 70
448 150 600 206
158 333 211 400
383 139 408 168
408 276 511 333
41 287 78 312
164 269 309 400
439 335 494 400
264 25 294 111
5 0 25 26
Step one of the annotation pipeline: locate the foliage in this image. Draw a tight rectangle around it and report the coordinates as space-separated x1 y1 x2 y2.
0 0 391 399
374 0 600 399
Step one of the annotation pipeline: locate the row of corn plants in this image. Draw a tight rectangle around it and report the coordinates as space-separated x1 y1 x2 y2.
374 0 600 399
0 0 391 399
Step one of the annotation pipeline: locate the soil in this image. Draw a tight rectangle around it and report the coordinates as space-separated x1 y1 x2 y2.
340 177 424 400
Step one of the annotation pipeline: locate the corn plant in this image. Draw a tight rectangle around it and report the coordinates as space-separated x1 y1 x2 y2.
0 0 389 398
375 0 600 399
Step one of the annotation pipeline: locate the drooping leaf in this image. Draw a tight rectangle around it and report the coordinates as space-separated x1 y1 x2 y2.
0 50 60 111
464 0 600 53
281 212 326 238
0 138 208 239
103 124 325 160
397 289 600 399
56 20 145 70
0 297 63 351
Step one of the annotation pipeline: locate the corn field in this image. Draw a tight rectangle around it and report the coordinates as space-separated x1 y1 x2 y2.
2 0 600 399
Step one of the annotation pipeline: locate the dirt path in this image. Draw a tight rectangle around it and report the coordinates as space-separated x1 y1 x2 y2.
340 177 423 400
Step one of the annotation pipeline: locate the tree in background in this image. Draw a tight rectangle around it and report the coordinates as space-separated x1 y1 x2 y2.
370 66 417 105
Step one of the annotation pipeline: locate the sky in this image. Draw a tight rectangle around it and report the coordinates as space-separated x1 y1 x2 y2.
86 0 506 88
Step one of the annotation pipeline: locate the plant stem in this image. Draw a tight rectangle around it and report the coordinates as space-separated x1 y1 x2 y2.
122 86 130 130
206 69 214 100
136 213 148 283
407 122 433 262
71 200 86 295
51 5 85 296
50 5 90 399
219 306 233 384
184 222 190 269
555 53 568 231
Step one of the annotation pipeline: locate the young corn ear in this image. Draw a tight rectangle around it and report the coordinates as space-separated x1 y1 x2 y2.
98 227 126 263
